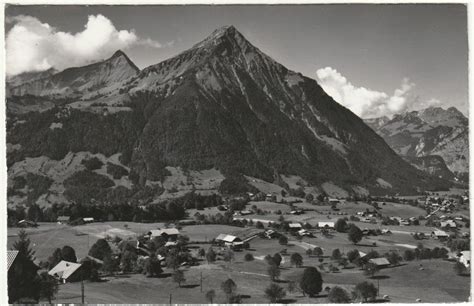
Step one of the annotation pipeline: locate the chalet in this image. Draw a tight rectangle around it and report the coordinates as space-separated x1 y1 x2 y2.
431 230 449 240
458 251 470 269
317 221 335 229
288 223 303 231
298 229 312 237
240 210 252 216
148 228 180 241
215 234 244 250
264 230 277 239
328 198 340 205
440 220 456 229
290 210 304 215
17 219 37 228
83 217 94 223
57 216 70 224
48 261 83 283
369 257 391 268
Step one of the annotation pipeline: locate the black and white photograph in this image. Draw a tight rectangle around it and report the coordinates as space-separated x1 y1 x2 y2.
4 3 471 304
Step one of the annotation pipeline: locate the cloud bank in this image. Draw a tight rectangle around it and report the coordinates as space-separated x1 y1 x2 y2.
316 67 440 118
6 14 169 76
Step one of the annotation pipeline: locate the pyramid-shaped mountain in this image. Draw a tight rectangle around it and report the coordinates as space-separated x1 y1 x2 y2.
7 26 450 195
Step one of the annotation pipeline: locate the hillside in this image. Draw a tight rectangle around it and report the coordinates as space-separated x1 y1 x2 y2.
6 25 451 208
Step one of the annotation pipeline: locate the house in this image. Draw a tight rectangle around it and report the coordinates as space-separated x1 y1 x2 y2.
83 217 94 223
317 221 335 229
369 257 391 268
290 210 304 215
440 220 456 228
148 228 180 241
240 210 252 216
381 229 392 235
288 223 303 231
264 230 277 239
215 234 243 249
17 219 37 228
48 261 83 283
431 230 449 240
358 251 367 259
57 216 70 224
328 198 340 205
458 251 470 269
298 229 313 237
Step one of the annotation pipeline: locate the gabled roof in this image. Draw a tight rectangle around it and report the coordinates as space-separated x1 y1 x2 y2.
216 234 240 243
289 223 302 228
48 260 82 280
433 230 449 237
150 228 180 236
369 257 390 266
7 250 19 271
318 222 335 228
57 216 70 221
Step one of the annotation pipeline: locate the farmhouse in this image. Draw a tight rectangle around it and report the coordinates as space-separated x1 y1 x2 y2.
83 217 94 223
148 228 180 241
317 221 335 229
48 261 83 283
298 229 312 237
288 223 303 231
264 230 277 239
215 234 244 250
369 257 391 268
432 229 449 240
17 219 37 228
440 220 456 229
57 216 70 224
328 198 340 204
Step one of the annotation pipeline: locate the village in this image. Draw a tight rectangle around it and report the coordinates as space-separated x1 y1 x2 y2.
7 188 470 303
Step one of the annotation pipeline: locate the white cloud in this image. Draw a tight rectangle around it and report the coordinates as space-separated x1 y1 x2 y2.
6 14 167 76
316 67 441 119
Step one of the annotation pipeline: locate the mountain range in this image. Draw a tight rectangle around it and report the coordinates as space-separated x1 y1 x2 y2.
365 107 468 182
6 25 451 207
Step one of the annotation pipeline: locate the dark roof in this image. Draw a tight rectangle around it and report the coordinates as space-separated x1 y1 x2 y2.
7 250 19 271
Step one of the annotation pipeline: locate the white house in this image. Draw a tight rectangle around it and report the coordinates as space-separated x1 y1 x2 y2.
317 221 335 229
48 261 83 283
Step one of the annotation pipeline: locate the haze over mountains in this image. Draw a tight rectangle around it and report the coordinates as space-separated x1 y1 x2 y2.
365 107 468 182
6 25 453 208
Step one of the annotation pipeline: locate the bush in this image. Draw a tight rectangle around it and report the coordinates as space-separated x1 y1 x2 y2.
265 283 286 303
353 281 377 302
327 286 351 303
278 235 288 245
244 253 254 261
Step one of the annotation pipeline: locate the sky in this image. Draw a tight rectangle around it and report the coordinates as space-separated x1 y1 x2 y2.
5 4 468 118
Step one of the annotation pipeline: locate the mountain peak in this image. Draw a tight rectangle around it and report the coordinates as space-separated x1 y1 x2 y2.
192 25 249 51
108 50 139 72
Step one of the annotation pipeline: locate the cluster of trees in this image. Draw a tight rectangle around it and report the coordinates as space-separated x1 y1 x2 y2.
7 173 53 205
8 191 226 226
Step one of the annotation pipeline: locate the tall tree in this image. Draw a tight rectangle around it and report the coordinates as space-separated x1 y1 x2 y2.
348 224 363 244
88 238 112 260
12 229 35 261
299 267 323 297
221 278 237 302
290 252 303 267
61 245 77 262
